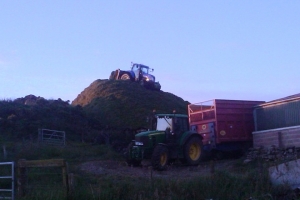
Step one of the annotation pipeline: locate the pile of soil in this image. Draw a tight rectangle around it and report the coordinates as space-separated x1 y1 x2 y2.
72 79 190 131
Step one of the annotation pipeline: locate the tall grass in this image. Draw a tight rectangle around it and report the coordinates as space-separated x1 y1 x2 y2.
64 170 275 200
0 141 122 162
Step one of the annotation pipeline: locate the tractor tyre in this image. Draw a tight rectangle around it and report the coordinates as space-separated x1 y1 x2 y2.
139 80 145 87
120 73 131 80
151 145 169 171
109 71 115 80
184 137 204 166
125 143 141 167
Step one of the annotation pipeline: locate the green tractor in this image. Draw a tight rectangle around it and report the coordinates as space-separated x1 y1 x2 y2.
126 112 204 170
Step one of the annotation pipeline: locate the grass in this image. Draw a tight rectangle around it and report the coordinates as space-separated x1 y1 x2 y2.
67 170 275 200
0 142 299 200
1 141 122 162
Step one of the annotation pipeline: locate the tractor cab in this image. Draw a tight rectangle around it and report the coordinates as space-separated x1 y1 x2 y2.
131 63 153 74
131 63 155 82
154 114 190 143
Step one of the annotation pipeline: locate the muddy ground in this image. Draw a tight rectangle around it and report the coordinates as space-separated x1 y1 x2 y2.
79 159 241 179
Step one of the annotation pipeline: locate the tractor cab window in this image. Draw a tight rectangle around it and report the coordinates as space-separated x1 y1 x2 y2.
174 117 189 133
156 116 172 131
140 66 149 74
132 65 139 72
132 65 141 80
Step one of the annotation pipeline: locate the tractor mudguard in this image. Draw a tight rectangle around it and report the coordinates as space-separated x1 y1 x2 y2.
179 132 203 146
109 69 120 80
128 71 135 79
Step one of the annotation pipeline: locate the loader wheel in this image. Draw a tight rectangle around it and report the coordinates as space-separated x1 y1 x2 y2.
184 137 203 165
109 71 115 80
125 143 141 167
120 73 130 80
139 80 144 87
151 145 169 171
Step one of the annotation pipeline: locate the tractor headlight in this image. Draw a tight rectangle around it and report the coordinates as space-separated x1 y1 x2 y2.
135 141 143 146
145 76 154 82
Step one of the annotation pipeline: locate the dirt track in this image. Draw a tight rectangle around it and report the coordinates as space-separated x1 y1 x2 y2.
79 159 239 179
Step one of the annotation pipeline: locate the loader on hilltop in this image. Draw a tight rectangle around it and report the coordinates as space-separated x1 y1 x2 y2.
109 63 161 91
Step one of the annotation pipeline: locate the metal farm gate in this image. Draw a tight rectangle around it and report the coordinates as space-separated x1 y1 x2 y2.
0 162 14 200
38 129 66 146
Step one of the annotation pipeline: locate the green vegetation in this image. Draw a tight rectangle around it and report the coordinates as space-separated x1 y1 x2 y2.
0 97 88 142
0 80 189 146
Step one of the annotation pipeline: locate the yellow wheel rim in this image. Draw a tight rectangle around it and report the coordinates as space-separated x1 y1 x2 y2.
160 152 167 166
189 143 201 161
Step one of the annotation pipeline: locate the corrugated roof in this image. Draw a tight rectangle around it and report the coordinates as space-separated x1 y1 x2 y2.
269 93 300 102
256 93 300 108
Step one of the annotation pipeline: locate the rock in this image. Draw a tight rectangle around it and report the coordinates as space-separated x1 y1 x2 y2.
269 159 300 189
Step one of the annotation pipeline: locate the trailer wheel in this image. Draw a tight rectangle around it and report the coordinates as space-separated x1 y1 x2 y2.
184 137 203 165
125 143 141 167
120 73 131 80
151 145 169 170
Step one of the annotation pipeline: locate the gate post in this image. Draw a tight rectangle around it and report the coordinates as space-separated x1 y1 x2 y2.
17 159 27 197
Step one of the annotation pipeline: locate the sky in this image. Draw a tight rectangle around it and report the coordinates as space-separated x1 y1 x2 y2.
1 1 299 104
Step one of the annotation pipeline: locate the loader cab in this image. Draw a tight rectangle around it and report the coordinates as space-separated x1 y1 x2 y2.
131 63 152 73
131 63 155 82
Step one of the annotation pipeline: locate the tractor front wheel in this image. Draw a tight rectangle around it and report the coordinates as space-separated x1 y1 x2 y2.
184 137 203 165
120 73 131 80
125 143 141 167
151 145 169 170
140 80 145 87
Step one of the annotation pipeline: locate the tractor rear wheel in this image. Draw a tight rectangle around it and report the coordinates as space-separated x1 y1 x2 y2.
151 145 169 170
184 137 203 165
120 73 131 80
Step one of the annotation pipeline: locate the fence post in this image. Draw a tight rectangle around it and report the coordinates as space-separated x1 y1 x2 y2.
17 159 27 197
68 173 75 197
62 160 68 188
2 145 7 160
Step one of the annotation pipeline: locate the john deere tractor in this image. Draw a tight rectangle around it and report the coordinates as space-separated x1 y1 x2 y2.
126 112 204 170
109 63 161 91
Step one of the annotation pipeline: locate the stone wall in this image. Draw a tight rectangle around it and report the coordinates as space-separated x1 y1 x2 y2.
252 125 300 148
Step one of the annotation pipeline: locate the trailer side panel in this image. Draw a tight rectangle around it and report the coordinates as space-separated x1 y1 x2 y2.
188 99 264 148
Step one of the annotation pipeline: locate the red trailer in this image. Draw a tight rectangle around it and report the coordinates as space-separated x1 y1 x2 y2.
188 99 264 155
